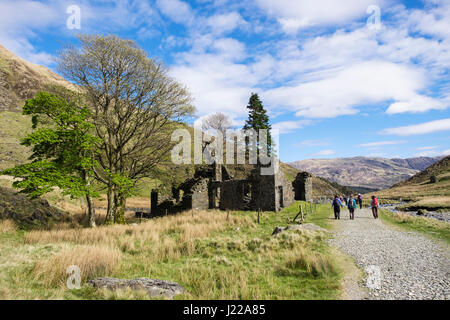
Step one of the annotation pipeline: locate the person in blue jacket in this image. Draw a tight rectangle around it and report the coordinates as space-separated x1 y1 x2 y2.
347 194 357 220
331 195 343 219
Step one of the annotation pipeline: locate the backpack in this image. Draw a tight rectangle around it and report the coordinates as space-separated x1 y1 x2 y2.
348 199 355 208
373 198 378 207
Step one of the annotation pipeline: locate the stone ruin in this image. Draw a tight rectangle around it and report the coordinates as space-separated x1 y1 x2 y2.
143 163 313 217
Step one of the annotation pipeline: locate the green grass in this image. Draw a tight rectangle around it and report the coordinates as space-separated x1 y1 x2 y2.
379 209 450 244
0 111 32 171
0 202 343 300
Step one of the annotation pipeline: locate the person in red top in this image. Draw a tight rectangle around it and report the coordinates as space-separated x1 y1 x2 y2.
371 195 379 219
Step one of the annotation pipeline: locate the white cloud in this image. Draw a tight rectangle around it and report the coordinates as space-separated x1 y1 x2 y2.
367 153 386 157
205 12 246 35
0 0 59 64
295 139 331 147
386 95 447 114
256 0 384 32
156 0 194 25
380 118 450 136
359 140 406 147
272 120 312 134
263 61 437 118
0 0 161 65
312 149 335 156
417 146 438 151
414 149 450 157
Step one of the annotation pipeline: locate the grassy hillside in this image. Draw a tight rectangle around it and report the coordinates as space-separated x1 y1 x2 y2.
0 111 32 171
370 156 450 211
0 44 77 171
0 44 77 112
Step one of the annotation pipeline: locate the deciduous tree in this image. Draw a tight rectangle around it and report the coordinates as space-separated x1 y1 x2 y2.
58 34 194 223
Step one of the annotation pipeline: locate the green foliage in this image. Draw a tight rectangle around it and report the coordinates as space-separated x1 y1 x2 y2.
243 93 273 154
2 90 100 200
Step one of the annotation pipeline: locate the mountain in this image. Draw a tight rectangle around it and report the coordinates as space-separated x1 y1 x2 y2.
280 163 354 199
393 155 450 187
288 156 442 191
0 44 76 170
373 155 450 211
0 44 77 112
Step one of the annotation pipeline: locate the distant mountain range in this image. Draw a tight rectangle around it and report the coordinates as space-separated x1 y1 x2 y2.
288 156 442 192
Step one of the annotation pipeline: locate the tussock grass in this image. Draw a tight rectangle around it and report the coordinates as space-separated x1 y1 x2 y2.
33 245 121 287
2 202 342 300
0 219 16 233
25 210 255 263
282 246 338 278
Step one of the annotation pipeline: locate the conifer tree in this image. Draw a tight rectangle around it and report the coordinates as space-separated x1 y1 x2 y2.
243 93 272 155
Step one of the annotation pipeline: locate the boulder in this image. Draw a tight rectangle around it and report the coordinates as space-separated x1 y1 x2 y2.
272 223 328 236
87 277 184 299
417 209 427 216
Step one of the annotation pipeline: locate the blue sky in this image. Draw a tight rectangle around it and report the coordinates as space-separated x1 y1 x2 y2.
1 0 450 162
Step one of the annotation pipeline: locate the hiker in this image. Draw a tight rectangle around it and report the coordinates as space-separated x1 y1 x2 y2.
347 194 357 220
331 195 343 219
371 195 379 219
357 194 363 209
343 196 348 207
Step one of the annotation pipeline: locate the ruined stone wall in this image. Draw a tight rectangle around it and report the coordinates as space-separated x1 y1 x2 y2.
293 172 313 202
274 168 295 210
251 174 276 211
218 180 250 210
190 178 210 210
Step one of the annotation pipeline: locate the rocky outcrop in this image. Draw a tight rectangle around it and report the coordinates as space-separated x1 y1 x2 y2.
0 186 73 229
87 277 185 299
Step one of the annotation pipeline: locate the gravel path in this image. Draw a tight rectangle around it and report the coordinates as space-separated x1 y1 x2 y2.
330 208 450 300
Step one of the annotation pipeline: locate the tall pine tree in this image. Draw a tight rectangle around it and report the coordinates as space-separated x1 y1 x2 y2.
243 93 273 156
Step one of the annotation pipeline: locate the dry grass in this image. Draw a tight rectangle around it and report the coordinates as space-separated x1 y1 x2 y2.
284 246 338 277
410 196 450 207
33 245 121 287
0 219 16 233
25 210 255 263
177 263 269 299
93 195 150 209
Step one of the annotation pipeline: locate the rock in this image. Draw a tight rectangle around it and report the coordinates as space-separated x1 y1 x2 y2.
271 226 287 236
87 277 184 299
272 223 328 236
417 209 427 216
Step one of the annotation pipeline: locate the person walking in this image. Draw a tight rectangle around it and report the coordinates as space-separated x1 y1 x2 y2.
343 196 348 207
331 195 343 220
347 194 357 220
371 195 379 219
357 194 363 209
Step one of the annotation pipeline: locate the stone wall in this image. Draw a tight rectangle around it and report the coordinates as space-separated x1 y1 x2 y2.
218 180 251 210
190 178 209 210
293 172 313 202
274 167 295 210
